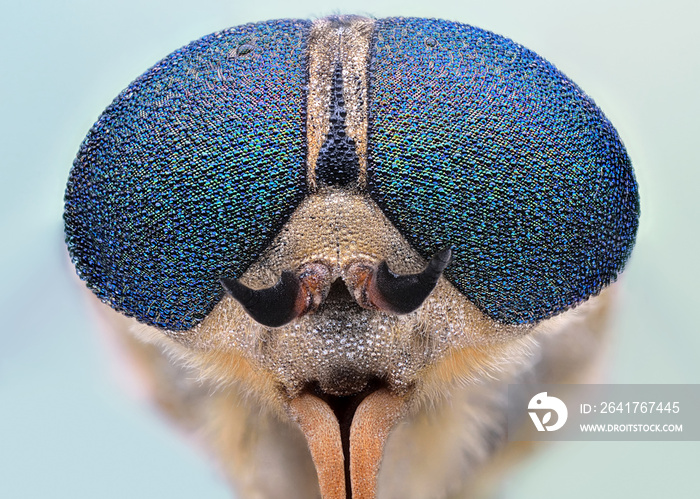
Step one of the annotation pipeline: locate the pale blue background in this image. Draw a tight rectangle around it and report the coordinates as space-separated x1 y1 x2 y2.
1 0 698 497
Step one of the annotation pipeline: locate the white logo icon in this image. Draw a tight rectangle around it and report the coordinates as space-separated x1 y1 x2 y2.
528 392 568 431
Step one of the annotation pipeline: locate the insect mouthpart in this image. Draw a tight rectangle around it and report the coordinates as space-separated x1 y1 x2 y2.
216 238 454 498
288 379 407 499
220 248 445 498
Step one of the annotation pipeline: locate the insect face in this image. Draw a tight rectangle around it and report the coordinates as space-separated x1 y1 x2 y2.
64 15 638 499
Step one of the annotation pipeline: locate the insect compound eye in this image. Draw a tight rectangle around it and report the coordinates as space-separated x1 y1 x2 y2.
65 16 640 331
366 18 639 324
64 20 310 330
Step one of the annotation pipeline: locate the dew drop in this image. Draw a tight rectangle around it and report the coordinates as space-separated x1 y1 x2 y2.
237 43 254 56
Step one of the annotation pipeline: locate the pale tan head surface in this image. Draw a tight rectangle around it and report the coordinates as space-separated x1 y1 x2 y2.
94 276 612 498
91 176 614 498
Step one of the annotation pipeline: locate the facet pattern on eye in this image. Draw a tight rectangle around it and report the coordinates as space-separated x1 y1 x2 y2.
367 17 639 324
64 19 310 331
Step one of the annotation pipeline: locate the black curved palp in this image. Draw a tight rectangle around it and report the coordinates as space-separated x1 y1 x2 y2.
374 248 452 314
221 271 303 328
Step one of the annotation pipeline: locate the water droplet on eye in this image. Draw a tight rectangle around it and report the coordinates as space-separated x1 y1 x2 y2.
425 36 437 48
237 44 254 57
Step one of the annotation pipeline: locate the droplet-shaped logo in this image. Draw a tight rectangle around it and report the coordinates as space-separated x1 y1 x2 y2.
528 392 568 431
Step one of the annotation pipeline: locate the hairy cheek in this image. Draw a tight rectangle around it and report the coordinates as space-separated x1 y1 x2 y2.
419 340 535 398
184 327 534 418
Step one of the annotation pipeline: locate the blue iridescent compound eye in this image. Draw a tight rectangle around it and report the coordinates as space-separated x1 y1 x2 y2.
64 17 639 331
366 18 639 324
65 20 310 329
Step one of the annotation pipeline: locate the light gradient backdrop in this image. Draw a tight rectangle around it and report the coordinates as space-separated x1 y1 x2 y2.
1 0 698 497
